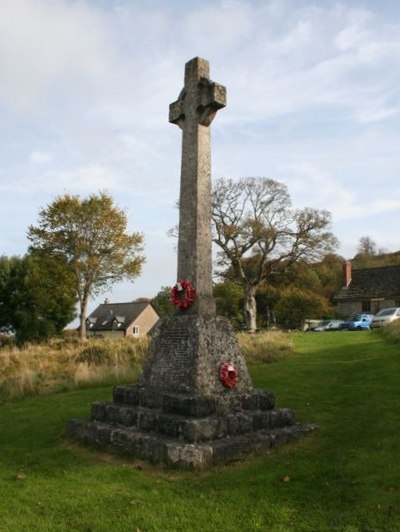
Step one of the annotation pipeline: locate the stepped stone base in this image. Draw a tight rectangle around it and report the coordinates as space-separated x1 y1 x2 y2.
66 384 316 470
66 315 316 469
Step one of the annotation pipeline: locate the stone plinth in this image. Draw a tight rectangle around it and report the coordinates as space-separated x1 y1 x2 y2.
66 315 316 469
66 380 316 469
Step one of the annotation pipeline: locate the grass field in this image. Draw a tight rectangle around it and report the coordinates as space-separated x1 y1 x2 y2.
0 330 399 531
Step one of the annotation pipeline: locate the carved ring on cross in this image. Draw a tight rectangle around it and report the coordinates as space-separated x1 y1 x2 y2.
170 280 196 310
169 78 226 129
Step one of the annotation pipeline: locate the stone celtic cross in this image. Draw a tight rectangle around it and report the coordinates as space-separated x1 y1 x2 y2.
169 57 226 316
66 57 314 471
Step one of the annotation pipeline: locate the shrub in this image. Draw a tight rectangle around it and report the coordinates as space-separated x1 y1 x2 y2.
0 334 15 348
274 287 331 330
378 319 400 343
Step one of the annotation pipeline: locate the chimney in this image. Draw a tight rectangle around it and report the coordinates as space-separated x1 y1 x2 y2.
343 261 352 287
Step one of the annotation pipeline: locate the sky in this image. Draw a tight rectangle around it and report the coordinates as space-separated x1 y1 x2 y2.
1 0 400 319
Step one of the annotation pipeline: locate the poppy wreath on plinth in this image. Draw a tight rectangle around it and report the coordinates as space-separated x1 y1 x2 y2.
219 362 239 389
170 279 196 310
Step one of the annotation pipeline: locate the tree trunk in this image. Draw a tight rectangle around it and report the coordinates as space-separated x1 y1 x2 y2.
266 304 276 327
79 299 88 343
244 285 257 332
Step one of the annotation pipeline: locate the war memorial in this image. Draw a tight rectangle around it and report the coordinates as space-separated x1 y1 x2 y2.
66 57 316 469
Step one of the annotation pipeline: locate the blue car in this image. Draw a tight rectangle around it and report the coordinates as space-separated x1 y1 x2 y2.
339 313 374 331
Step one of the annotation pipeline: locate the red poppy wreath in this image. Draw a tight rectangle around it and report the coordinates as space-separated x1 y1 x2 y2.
170 279 196 310
219 363 239 388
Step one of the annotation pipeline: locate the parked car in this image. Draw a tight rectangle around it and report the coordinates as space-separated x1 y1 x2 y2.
370 307 400 328
310 319 344 332
339 313 374 331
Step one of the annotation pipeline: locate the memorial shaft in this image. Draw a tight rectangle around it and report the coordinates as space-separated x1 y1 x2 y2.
169 57 226 316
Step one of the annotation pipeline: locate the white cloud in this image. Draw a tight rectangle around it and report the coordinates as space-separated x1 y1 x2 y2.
0 164 121 194
0 0 116 112
212 2 400 126
29 151 53 164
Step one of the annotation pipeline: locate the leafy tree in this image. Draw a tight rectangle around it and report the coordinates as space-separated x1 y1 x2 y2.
255 285 280 328
216 253 344 329
357 236 378 256
213 280 244 329
0 255 19 332
28 192 145 341
353 236 380 268
0 254 76 343
212 177 338 331
310 253 345 301
275 254 344 304
274 286 331 330
151 286 174 318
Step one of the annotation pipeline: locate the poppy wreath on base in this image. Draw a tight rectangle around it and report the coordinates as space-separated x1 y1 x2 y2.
170 279 196 310
219 363 239 389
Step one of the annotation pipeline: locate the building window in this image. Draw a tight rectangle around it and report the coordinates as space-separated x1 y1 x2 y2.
132 326 139 335
361 301 371 312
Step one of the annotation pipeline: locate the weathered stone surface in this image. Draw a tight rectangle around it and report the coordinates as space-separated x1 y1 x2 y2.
169 57 226 317
88 392 295 444
66 418 317 470
113 385 276 415
140 315 252 395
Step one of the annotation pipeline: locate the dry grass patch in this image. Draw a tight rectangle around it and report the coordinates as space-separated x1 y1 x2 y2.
0 329 294 403
238 329 294 363
0 336 148 403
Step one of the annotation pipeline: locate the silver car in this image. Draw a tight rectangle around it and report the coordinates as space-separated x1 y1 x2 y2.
370 307 400 328
310 319 344 331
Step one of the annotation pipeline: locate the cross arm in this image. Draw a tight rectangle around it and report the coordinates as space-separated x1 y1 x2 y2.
198 80 226 126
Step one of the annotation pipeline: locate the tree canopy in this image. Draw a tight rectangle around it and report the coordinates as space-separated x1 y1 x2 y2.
212 177 339 331
0 253 76 343
214 253 344 330
28 192 145 341
151 286 174 318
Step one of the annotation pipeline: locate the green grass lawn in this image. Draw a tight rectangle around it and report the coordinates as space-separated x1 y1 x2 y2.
1 331 399 531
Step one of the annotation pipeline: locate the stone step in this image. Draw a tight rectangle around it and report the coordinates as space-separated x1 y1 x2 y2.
66 418 317 470
90 401 295 443
113 385 276 416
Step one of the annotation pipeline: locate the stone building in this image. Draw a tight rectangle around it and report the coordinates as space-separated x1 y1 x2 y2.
335 261 400 317
86 300 160 339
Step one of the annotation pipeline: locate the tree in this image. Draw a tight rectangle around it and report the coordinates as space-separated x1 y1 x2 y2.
0 255 19 333
274 286 331 330
28 192 145 341
213 280 244 329
151 286 174 318
0 254 76 343
212 177 338 331
353 236 394 268
357 236 378 256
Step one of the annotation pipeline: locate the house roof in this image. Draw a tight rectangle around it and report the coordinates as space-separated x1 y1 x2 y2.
335 264 400 301
86 301 156 331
